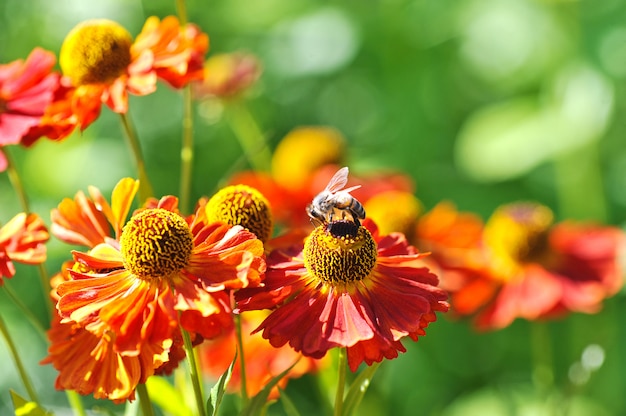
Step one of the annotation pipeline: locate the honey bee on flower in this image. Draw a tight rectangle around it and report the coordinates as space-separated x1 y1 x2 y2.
306 166 366 227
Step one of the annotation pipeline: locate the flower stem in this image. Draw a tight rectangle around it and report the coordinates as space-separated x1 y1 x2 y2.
179 85 194 214
119 112 154 202
0 313 40 404
226 101 272 172
334 348 348 416
2 147 30 213
181 326 206 416
2 286 47 340
176 0 188 25
234 313 249 406
65 390 87 416
530 321 554 396
136 382 156 416
2 147 53 318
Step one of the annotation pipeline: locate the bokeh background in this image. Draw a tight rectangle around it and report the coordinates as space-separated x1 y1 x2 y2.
1 0 626 414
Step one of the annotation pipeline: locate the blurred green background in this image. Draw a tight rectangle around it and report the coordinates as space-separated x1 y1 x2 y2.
1 0 626 414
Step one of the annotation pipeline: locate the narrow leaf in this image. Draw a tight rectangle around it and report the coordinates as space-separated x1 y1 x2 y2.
277 387 301 416
207 352 237 416
9 390 52 416
240 360 299 416
146 377 193 416
341 362 381 416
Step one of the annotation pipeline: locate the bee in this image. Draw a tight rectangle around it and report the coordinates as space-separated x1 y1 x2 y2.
306 166 366 227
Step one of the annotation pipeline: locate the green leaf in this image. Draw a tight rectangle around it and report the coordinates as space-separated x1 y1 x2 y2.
10 390 52 416
239 359 299 416
277 387 301 416
341 362 381 416
146 377 193 416
207 352 237 416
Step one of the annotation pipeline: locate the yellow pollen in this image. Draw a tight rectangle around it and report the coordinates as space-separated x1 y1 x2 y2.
60 19 132 86
120 208 194 280
205 184 273 243
304 220 377 285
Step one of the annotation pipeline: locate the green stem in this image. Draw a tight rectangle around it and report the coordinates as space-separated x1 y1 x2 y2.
65 390 87 416
2 147 52 318
0 313 40 404
176 0 188 25
136 382 156 416
226 101 272 172
2 147 30 212
334 348 348 416
119 112 154 202
234 313 249 406
179 85 194 214
530 321 554 396
2 286 47 340
181 326 206 416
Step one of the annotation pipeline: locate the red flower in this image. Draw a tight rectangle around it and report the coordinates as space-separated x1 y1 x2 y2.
449 202 625 330
0 212 49 285
236 219 448 371
0 48 60 168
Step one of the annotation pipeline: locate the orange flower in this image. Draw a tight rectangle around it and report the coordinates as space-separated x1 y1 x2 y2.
236 219 448 371
42 263 170 403
449 202 625 330
0 212 49 285
45 178 265 400
54 16 208 132
0 48 60 168
131 15 209 89
200 310 327 399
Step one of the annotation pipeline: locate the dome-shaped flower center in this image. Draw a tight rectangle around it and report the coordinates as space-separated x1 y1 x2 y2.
60 19 132 86
303 220 377 285
120 208 194 280
205 184 273 243
484 202 554 279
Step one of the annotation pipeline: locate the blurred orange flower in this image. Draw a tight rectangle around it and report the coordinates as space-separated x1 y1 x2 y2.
193 52 261 98
0 212 49 285
449 202 625 330
0 48 60 169
199 310 327 399
236 219 448 371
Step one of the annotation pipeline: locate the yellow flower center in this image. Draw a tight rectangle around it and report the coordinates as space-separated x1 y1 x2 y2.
120 208 194 280
205 184 273 243
484 202 554 280
304 220 377 285
60 19 132 86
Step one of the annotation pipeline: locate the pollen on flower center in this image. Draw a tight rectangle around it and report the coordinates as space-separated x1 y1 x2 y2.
303 220 377 285
205 184 273 243
60 19 132 86
120 208 194 280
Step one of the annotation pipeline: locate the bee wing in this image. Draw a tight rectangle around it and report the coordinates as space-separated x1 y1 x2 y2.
342 185 361 194
325 167 350 193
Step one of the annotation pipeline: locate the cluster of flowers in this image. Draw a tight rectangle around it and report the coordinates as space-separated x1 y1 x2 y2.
0 11 624 413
